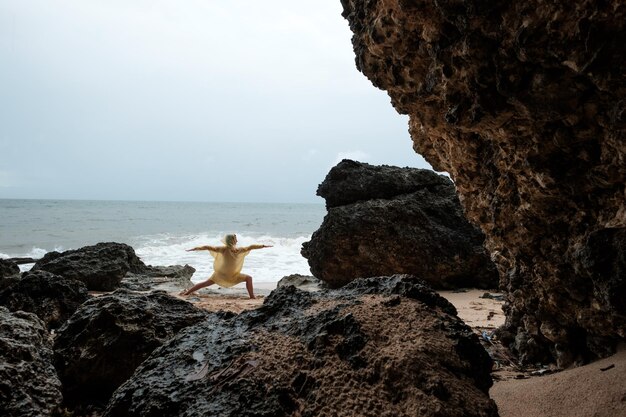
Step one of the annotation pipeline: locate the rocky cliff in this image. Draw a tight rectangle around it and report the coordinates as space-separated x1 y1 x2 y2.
340 0 626 366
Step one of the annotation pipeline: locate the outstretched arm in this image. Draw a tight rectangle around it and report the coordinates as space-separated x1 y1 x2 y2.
186 245 223 252
242 244 273 251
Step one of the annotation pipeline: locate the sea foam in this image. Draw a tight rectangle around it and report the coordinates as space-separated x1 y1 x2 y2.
134 233 312 283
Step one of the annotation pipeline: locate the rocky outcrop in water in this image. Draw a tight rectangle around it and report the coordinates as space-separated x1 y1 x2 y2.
104 275 498 417
302 160 498 289
32 242 149 291
0 307 62 417
53 289 209 409
340 0 626 366
0 270 90 330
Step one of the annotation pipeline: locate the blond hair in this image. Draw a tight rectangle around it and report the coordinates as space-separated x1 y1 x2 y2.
223 234 237 247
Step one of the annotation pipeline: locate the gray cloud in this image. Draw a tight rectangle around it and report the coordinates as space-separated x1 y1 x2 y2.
0 0 432 203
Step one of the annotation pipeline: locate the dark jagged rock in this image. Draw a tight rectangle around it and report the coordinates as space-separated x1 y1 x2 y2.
53 289 209 409
302 160 498 290
0 307 62 417
0 270 90 330
6 257 38 265
340 0 626 366
122 264 196 292
32 242 149 291
277 274 324 292
318 159 451 208
105 275 498 417
0 258 20 279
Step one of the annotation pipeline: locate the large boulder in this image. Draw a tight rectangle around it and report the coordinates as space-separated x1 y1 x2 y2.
340 1 626 366
32 242 149 291
0 307 62 417
0 270 90 330
104 275 498 417
302 160 498 289
53 289 209 408
0 258 20 279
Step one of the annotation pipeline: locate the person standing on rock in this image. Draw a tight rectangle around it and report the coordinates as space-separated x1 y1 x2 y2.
180 234 271 299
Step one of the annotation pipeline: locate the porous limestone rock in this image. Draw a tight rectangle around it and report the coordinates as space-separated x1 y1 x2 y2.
0 258 20 279
122 264 196 292
0 270 90 330
277 274 324 292
340 0 626 366
0 307 62 417
104 275 498 417
302 160 498 289
53 289 209 409
32 242 149 291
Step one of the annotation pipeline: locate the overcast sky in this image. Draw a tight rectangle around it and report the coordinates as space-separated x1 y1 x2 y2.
0 0 432 203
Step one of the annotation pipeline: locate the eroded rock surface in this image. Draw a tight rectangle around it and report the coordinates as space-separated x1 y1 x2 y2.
341 0 626 366
277 274 324 292
0 270 90 330
0 258 20 279
0 307 62 417
53 289 209 408
105 275 498 417
32 242 149 291
122 264 196 292
302 160 498 289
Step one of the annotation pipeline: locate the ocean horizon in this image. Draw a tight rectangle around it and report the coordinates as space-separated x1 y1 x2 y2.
0 198 326 283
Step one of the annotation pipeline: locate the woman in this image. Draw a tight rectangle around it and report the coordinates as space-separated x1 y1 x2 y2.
180 234 271 299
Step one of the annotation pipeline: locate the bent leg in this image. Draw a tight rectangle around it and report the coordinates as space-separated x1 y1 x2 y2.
242 274 254 299
181 277 215 296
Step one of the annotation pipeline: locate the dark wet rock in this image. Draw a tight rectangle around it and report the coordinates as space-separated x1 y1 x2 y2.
0 258 20 279
0 275 20 292
6 257 38 265
341 0 626 366
122 264 196 292
317 159 451 209
105 275 497 417
0 270 90 330
277 274 324 292
0 307 62 417
53 289 209 409
302 160 498 290
32 242 149 291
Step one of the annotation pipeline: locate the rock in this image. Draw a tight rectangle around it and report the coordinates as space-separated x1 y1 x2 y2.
0 258 20 279
53 289 209 409
0 270 90 330
104 275 498 417
302 160 498 289
122 264 196 292
277 274 324 292
32 242 149 291
340 1 626 365
5 257 38 265
317 159 452 209
0 307 62 417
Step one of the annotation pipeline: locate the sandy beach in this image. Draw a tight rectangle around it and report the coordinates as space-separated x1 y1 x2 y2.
172 281 275 313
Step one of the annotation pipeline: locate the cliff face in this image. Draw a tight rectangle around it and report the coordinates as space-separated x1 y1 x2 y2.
341 0 626 367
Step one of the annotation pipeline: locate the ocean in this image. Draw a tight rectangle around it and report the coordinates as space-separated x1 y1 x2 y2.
0 199 326 284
